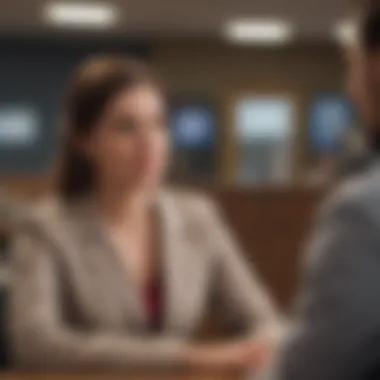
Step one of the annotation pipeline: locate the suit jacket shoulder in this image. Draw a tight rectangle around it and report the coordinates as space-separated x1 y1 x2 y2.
321 162 380 223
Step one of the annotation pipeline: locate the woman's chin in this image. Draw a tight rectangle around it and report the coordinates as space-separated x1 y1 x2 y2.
129 176 161 192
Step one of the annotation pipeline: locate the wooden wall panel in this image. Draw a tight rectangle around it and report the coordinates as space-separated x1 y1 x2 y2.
216 189 324 309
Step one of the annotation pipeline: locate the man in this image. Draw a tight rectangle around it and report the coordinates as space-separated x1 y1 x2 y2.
333 12 379 181
334 126 376 180
256 3 380 380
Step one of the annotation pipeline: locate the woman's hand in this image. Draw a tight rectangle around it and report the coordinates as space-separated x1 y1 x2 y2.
183 339 271 371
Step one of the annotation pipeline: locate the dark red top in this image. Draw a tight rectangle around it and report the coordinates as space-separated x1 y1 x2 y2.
145 277 163 332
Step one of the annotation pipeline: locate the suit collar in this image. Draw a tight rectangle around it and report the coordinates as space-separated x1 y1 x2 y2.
67 190 188 333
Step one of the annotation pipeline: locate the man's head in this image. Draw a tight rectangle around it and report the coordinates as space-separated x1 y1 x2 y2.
347 1 380 149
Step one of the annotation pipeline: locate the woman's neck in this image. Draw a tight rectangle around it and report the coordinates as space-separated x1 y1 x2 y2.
96 186 153 226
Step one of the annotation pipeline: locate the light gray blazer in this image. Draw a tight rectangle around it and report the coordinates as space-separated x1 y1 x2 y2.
10 190 279 371
257 161 380 380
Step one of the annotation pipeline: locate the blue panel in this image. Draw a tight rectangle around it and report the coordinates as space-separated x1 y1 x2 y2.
309 95 354 153
170 104 215 149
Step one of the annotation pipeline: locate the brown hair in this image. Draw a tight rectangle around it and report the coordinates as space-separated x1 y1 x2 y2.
58 55 158 200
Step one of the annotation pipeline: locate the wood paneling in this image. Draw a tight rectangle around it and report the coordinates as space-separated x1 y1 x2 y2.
152 41 344 183
216 189 324 309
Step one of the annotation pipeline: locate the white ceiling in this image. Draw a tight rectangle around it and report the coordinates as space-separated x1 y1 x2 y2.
0 0 351 40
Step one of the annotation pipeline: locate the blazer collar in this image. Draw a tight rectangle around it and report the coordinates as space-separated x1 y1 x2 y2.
69 190 188 333
153 190 190 333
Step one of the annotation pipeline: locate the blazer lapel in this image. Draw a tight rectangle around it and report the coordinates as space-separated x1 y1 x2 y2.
158 193 189 334
73 199 148 329
72 194 191 334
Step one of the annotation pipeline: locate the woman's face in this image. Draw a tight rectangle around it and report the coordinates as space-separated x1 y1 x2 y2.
84 84 170 193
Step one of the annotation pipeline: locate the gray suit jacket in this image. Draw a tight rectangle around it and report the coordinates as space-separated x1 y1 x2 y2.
9 190 279 371
257 161 380 380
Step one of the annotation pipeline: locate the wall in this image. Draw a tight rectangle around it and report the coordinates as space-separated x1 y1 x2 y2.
217 188 324 308
1 39 345 195
152 40 345 183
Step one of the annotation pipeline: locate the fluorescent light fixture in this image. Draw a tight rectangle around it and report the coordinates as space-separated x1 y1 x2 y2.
333 20 358 46
225 19 294 45
43 2 117 28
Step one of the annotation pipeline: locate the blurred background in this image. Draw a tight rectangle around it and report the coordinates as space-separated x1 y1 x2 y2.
0 0 358 309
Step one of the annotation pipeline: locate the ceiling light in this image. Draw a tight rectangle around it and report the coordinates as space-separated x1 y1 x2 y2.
225 19 294 45
43 2 118 29
333 20 358 46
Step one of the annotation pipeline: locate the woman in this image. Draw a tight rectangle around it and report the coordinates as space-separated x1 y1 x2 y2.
10 56 280 372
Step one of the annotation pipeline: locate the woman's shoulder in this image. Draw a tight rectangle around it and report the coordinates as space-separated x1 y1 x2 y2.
161 187 212 208
17 197 74 234
160 189 231 253
159 187 220 223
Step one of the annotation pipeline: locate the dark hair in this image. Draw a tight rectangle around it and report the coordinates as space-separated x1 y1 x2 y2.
359 0 380 49
58 55 158 200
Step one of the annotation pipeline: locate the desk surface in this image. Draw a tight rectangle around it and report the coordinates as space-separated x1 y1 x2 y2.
0 371 245 380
